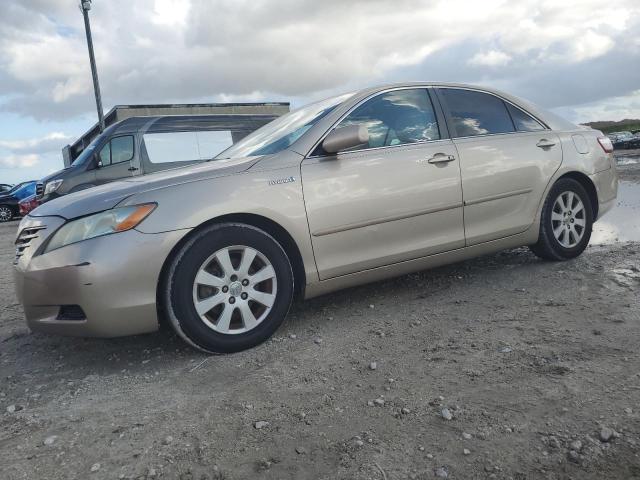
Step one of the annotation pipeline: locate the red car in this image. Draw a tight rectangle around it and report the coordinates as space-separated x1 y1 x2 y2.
18 194 39 216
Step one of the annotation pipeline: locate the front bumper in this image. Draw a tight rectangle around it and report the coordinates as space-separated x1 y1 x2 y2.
14 215 189 337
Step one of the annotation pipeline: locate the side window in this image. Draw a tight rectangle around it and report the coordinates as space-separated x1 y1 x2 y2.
335 89 440 152
98 136 134 166
506 103 545 132
143 130 233 163
110 136 134 164
440 89 515 137
99 142 111 166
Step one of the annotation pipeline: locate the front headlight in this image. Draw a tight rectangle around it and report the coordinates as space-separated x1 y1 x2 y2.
44 179 63 195
44 203 156 253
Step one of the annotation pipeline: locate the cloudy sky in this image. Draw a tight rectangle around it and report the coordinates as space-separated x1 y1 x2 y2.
1 0 639 184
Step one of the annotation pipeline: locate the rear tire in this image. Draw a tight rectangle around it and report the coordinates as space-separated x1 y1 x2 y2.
530 178 593 261
163 223 294 353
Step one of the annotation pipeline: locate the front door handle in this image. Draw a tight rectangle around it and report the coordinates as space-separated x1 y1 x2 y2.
536 139 556 149
427 153 456 164
128 167 139 172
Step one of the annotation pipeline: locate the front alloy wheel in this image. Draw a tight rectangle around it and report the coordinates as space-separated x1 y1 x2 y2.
164 223 294 353
192 245 277 335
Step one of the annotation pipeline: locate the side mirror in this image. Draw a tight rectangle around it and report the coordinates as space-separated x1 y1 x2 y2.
322 125 369 154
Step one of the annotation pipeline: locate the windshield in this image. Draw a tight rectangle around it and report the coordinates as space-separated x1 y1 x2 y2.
6 183 24 195
215 93 353 159
13 181 35 200
71 135 104 167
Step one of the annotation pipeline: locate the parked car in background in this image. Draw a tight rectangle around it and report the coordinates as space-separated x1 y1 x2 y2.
0 181 36 222
608 131 640 150
15 83 618 353
0 184 13 194
19 195 39 217
37 114 281 203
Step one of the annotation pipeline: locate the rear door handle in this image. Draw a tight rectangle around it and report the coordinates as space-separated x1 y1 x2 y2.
427 153 456 164
128 167 139 172
536 139 556 148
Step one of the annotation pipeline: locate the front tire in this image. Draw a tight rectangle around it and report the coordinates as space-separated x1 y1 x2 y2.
530 178 593 261
163 223 294 353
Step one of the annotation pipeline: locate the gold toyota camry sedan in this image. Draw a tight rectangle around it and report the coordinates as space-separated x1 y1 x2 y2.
14 83 618 353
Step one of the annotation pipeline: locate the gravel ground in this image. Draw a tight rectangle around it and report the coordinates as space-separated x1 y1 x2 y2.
1 165 639 480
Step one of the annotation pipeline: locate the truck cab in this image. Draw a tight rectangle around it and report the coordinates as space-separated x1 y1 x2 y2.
38 114 279 202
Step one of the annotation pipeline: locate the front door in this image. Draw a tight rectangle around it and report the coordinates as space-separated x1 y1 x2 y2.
437 87 563 245
95 134 137 185
302 88 465 280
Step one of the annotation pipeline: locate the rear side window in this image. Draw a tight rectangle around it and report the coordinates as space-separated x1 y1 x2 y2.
506 103 545 132
98 135 134 166
335 88 440 151
440 89 514 137
143 131 233 163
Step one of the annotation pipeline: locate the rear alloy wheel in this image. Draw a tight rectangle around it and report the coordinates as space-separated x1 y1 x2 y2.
550 191 586 248
0 205 13 222
530 178 593 260
164 223 294 353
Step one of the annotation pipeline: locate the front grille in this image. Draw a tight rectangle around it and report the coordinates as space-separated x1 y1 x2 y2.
14 225 47 264
35 182 44 198
57 305 86 321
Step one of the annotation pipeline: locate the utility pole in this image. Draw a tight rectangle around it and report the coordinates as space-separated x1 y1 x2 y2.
80 0 105 132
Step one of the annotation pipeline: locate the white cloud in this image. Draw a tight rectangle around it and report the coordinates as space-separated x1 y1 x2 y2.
0 132 73 153
52 76 92 103
468 50 512 67
0 0 638 123
152 0 190 26
0 154 39 168
567 30 615 62
553 89 640 123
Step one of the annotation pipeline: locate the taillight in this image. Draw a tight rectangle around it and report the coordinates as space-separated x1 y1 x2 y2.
597 136 614 153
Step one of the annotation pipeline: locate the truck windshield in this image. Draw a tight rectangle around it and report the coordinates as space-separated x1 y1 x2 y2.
215 93 353 159
70 136 103 167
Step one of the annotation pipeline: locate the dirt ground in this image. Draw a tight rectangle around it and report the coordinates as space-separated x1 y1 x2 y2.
1 164 639 480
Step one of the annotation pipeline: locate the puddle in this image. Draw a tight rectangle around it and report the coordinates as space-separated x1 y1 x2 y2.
616 155 640 166
591 181 640 245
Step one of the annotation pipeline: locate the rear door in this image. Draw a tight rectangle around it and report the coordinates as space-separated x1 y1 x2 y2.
302 87 465 279
95 135 137 185
436 87 562 245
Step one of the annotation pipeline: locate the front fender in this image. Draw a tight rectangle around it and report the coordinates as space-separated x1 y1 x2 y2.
122 166 318 284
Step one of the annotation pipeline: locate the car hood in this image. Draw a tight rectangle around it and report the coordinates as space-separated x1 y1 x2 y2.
41 165 78 184
30 156 261 219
